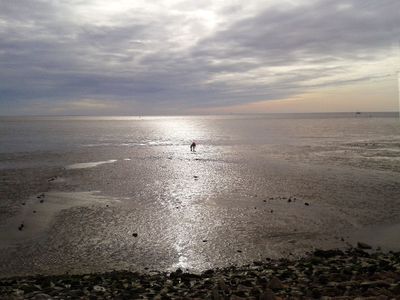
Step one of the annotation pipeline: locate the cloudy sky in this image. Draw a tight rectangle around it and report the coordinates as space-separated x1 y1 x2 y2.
0 0 399 115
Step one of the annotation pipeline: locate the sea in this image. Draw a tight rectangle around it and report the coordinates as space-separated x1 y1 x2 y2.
0 113 400 277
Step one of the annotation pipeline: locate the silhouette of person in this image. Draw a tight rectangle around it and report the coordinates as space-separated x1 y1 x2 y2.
190 142 196 152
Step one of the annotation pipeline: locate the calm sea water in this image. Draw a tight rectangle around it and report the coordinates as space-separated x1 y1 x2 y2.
1 113 400 277
1 113 399 171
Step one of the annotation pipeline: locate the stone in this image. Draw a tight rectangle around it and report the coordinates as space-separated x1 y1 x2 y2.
218 278 229 293
13 289 24 296
230 296 245 300
234 286 248 297
311 288 322 298
241 279 254 287
33 293 52 300
2 245 400 299
202 269 214 277
69 289 84 297
93 285 106 292
314 249 344 258
212 287 220 300
360 280 390 288
259 288 276 300
268 277 283 290
390 283 400 294
357 242 372 250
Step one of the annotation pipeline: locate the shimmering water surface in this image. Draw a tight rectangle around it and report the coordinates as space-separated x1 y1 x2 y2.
0 113 400 277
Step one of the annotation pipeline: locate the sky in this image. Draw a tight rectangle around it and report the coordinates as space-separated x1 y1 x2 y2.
0 0 399 115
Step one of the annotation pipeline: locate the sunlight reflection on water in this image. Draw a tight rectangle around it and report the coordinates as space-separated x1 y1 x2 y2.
1 115 400 276
148 118 225 269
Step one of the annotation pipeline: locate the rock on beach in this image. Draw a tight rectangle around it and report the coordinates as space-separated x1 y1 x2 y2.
0 248 399 299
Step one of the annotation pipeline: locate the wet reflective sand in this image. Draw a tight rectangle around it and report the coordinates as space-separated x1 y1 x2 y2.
1 115 400 277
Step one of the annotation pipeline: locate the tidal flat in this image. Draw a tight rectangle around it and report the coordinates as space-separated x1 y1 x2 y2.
1 115 400 283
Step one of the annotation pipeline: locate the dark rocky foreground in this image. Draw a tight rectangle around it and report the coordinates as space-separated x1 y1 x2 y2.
1 248 399 299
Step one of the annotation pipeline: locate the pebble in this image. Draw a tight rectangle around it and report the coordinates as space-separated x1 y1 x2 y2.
260 288 276 300
33 293 52 300
357 242 372 250
1 249 399 299
268 276 283 290
93 285 106 292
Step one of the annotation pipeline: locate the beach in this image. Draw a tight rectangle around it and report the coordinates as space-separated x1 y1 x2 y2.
1 248 400 299
1 114 400 282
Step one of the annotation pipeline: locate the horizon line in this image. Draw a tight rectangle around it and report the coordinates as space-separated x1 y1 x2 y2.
0 111 399 118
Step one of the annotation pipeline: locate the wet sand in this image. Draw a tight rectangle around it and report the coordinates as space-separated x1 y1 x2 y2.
1 145 400 278
1 115 400 279
0 191 120 246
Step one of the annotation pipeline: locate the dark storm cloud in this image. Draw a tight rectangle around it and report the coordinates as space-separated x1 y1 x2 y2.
0 0 398 114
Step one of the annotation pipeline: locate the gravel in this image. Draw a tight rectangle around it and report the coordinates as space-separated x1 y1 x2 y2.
1 248 399 299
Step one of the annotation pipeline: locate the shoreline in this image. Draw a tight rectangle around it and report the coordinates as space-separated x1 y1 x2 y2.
1 248 399 299
1 116 400 297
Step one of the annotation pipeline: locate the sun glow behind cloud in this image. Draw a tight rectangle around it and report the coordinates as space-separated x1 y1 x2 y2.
200 78 399 114
0 0 399 115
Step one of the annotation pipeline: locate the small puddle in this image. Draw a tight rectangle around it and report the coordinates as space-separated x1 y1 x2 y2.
0 191 120 247
348 223 400 251
66 160 117 170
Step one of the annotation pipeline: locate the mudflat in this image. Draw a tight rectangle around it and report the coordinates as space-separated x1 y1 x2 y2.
1 115 400 278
